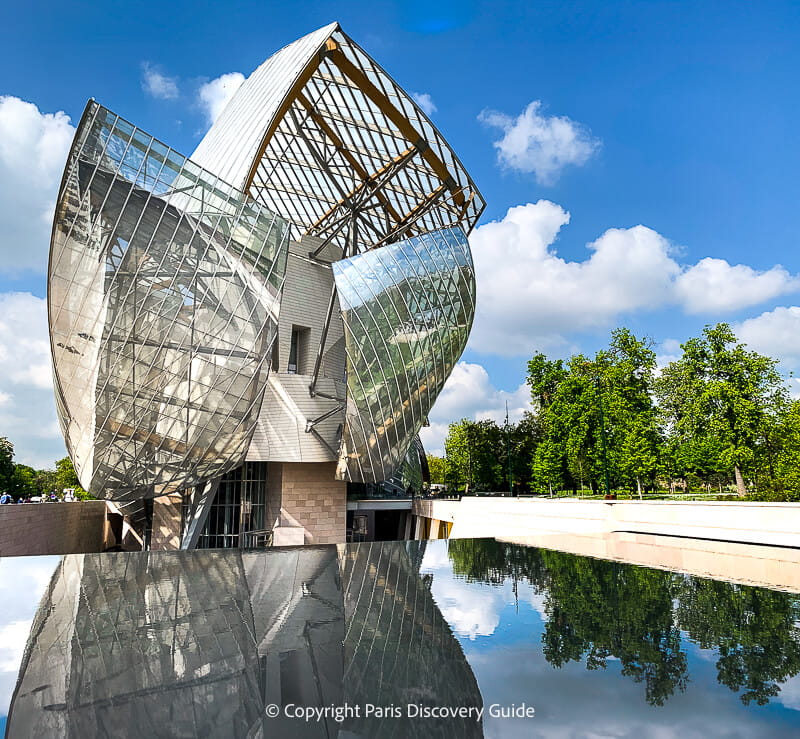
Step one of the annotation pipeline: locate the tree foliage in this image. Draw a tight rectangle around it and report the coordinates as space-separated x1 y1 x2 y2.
0 439 91 499
527 329 660 495
0 437 16 494
441 323 798 498
655 324 789 496
444 419 504 492
426 454 446 485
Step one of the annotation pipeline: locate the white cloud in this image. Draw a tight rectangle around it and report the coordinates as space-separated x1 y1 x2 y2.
412 92 437 116
141 62 179 100
676 258 799 314
468 201 800 357
736 306 800 372
198 72 245 125
0 292 64 468
479 100 600 184
0 96 75 273
420 361 532 455
468 201 677 356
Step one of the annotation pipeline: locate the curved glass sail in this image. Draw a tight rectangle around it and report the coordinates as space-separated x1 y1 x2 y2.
192 24 485 253
333 227 474 482
49 102 289 500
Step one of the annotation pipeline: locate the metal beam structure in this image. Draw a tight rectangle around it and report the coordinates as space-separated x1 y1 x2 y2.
181 478 221 550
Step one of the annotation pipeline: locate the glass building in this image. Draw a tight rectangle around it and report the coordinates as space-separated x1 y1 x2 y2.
48 22 484 548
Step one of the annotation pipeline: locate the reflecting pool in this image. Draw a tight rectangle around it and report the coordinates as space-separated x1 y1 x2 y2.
1 539 800 737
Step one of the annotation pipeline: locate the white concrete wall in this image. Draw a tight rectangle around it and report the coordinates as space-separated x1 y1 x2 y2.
413 497 800 548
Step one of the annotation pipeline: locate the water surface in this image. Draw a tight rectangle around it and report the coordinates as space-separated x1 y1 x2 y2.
1 539 799 737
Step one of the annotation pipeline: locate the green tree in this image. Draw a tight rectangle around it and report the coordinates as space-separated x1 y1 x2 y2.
34 468 58 496
507 412 542 494
527 330 661 495
444 419 504 492
0 437 15 494
531 436 564 495
766 400 800 499
53 456 91 499
600 329 660 496
527 353 567 409
426 454 446 485
11 464 38 497
655 323 788 496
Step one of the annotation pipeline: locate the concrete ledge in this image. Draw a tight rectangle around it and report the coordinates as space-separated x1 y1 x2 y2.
413 497 800 549
500 531 800 592
347 499 412 511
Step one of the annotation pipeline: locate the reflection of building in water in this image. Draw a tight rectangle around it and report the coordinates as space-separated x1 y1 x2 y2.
6 549 343 738
340 541 483 738
6 542 483 738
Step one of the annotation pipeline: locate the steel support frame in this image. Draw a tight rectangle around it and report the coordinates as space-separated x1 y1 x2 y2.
180 477 220 549
309 281 339 397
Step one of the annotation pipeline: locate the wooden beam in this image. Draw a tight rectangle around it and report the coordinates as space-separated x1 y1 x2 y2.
306 145 417 234
328 47 465 208
294 91 407 229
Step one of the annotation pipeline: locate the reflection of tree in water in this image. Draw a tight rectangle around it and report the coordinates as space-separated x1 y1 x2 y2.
448 538 546 586
538 552 687 706
447 539 800 707
676 578 800 705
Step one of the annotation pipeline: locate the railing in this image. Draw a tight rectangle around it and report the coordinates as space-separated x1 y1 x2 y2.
239 529 273 548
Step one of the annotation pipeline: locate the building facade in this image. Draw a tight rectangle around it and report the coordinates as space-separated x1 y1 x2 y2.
48 22 484 548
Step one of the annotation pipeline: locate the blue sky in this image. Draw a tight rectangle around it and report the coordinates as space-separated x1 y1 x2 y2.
2 0 800 464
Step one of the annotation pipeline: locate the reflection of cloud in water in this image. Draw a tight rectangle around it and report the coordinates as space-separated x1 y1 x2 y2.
777 674 800 712
525 588 547 619
432 576 513 639
464 628 799 739
420 541 452 570
0 556 60 718
422 542 516 640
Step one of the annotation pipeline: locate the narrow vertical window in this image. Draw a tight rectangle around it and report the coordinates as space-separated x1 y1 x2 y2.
288 326 309 374
288 328 300 373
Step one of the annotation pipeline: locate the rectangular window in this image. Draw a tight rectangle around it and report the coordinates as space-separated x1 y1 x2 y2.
288 326 309 374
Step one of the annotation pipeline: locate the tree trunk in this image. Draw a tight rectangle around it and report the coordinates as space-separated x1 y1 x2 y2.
636 477 643 500
734 466 747 497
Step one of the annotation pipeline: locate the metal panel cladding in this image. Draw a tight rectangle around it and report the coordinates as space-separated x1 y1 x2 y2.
48 102 289 501
332 227 474 482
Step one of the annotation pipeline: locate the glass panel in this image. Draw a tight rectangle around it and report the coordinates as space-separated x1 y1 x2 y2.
196 462 269 549
49 101 290 504
332 227 474 483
